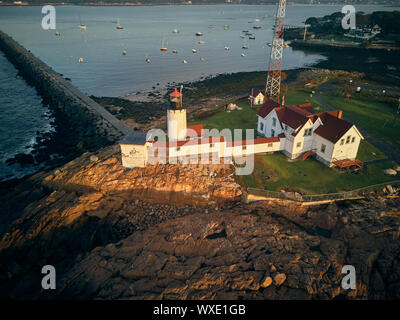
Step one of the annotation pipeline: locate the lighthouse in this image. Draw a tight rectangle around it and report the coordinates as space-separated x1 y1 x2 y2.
167 87 187 141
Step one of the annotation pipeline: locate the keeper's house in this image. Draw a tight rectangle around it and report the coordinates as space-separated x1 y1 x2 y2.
120 88 364 170
256 99 364 166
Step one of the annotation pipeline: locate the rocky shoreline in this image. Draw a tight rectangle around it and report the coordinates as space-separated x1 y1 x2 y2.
0 30 130 184
0 144 399 299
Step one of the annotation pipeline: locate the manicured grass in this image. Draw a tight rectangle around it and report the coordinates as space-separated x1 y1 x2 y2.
283 89 325 112
319 94 400 145
357 140 387 162
237 153 397 194
189 100 258 139
189 88 395 194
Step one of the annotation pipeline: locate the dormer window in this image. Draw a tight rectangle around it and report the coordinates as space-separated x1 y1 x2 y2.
272 118 277 127
346 136 351 144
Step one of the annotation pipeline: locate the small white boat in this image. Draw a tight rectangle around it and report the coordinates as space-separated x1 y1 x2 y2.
145 57 151 63
122 50 127 55
241 53 246 57
172 29 179 34
160 38 168 52
78 14 86 30
78 57 84 63
224 25 229 30
249 36 255 40
55 31 60 36
195 32 203 36
242 45 248 49
116 18 123 30
240 35 246 39
182 59 188 64
224 46 230 51
192 49 197 53
198 40 205 45
253 25 261 29
200 57 205 62
172 49 178 54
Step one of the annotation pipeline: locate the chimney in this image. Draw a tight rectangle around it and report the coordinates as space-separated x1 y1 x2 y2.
338 110 343 119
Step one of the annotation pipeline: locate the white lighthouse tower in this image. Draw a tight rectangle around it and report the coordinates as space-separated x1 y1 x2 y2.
167 87 187 141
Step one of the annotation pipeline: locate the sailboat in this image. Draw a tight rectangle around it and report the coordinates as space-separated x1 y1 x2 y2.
116 18 123 30
160 38 168 52
78 14 86 30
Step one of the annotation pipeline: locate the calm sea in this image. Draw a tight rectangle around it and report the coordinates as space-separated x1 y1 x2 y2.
0 4 397 180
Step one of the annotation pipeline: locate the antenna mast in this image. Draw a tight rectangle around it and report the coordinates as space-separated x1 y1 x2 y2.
265 0 287 102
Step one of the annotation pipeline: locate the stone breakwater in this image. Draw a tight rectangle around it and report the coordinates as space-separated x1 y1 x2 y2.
0 31 131 148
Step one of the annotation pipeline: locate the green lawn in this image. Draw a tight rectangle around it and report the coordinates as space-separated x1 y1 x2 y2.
283 89 325 112
188 89 395 194
357 140 387 162
189 100 259 139
237 153 397 194
319 94 400 145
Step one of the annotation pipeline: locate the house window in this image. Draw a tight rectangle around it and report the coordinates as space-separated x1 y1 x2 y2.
340 139 344 145
260 122 264 132
346 136 351 144
351 137 355 143
304 128 312 136
176 147 181 152
296 142 302 148
272 118 277 127
268 143 273 147
284 125 288 131
271 129 275 137
321 144 326 153
242 145 247 150
210 143 215 148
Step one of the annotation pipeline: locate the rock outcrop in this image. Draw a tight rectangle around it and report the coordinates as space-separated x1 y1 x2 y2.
0 145 399 300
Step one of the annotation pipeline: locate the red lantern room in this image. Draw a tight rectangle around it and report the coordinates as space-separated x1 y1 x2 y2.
169 87 183 109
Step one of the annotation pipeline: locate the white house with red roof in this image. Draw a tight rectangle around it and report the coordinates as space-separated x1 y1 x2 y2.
256 99 364 166
249 89 265 105
120 89 363 169
120 89 280 168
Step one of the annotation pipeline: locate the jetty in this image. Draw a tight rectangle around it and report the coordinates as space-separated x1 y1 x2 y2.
0 30 131 146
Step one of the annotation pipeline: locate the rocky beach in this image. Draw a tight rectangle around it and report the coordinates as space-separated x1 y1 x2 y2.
0 144 399 299
1 25 400 300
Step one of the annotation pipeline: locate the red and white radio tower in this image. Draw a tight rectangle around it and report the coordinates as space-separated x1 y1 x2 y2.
265 0 287 102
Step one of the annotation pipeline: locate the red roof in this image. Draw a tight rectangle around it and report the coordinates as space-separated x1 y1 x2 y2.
287 103 314 116
279 107 309 130
153 136 224 148
186 124 205 138
256 99 281 118
170 88 182 98
250 89 265 98
314 112 354 143
226 137 279 147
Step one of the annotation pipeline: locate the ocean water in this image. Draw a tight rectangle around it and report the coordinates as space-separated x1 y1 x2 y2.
0 4 397 181
0 51 54 181
0 4 394 97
